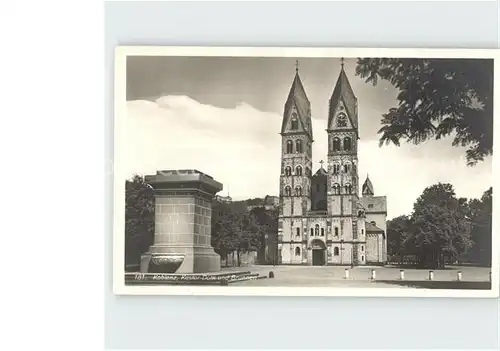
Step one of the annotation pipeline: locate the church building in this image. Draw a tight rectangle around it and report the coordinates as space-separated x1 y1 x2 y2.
277 59 388 266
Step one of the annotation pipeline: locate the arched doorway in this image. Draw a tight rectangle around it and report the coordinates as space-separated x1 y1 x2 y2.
311 239 326 266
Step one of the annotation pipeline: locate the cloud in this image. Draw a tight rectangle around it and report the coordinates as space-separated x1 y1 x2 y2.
125 96 492 219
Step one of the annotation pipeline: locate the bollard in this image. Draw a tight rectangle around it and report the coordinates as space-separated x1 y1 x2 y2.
370 269 376 280
457 271 462 281
269 271 274 279
400 269 405 280
344 268 350 279
428 270 434 281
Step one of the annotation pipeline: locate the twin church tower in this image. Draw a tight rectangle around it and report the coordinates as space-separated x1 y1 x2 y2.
277 59 388 266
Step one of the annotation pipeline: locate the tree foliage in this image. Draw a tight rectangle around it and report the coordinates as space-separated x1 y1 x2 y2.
211 201 277 266
125 175 155 267
409 183 472 268
387 183 492 268
386 215 412 259
355 58 493 166
465 187 492 266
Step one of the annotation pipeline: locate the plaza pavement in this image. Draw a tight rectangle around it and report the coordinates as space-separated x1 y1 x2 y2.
221 264 492 288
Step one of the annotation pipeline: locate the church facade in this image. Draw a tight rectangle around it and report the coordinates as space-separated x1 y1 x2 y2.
277 61 388 266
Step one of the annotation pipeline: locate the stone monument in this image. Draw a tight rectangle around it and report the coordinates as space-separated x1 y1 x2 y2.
139 169 223 274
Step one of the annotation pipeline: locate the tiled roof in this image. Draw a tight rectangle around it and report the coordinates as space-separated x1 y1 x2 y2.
313 167 328 177
282 72 313 140
365 221 384 233
328 67 358 130
362 175 374 195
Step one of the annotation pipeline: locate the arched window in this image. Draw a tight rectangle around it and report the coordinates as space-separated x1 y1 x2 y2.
343 137 352 151
361 245 364 252
361 229 364 235
295 139 303 153
284 186 291 197
332 138 341 152
344 183 352 194
343 163 350 173
285 166 292 176
320 228 325 236
315 224 319 236
295 165 302 176
286 140 293 153
334 227 339 236
333 183 340 194
361 255 364 261
336 113 347 127
291 117 298 130
295 247 301 256
296 228 300 237
334 247 340 256
310 228 314 236
295 186 302 196
333 164 340 175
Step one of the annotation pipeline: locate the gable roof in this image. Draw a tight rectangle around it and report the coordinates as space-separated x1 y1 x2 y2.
328 67 358 130
313 167 328 177
365 221 384 233
281 72 313 140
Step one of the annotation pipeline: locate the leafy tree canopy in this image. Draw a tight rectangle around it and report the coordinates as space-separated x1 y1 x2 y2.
125 175 155 267
386 215 412 257
411 183 472 261
356 58 493 166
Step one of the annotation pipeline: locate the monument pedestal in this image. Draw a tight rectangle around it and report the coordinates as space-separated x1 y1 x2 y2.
140 169 223 274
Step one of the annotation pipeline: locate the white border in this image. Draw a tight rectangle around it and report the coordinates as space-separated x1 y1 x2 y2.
113 46 500 298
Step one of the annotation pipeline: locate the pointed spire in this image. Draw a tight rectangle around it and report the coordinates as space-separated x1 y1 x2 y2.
328 57 358 130
362 174 374 196
281 61 312 140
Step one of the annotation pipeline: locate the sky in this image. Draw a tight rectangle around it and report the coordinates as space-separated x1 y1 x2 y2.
124 56 492 219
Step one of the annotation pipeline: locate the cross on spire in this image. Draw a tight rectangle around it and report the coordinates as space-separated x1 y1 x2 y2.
319 160 324 168
295 59 299 73
340 57 344 69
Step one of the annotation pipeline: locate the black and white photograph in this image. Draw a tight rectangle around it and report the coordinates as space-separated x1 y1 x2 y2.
113 47 498 297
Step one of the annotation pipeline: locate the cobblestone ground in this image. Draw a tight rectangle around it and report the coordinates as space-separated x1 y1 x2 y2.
221 264 492 288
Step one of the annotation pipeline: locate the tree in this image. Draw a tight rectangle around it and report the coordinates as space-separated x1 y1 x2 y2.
125 175 155 268
467 187 492 266
211 201 239 265
211 200 276 266
249 206 278 264
234 211 261 266
355 58 493 166
408 183 472 268
386 215 412 261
